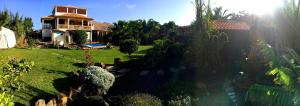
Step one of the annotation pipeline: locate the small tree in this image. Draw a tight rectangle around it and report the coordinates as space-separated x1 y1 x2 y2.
84 50 94 67
27 37 35 49
119 39 139 56
70 30 87 45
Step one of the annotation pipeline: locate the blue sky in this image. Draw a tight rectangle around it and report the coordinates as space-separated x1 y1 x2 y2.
0 0 285 29
0 0 196 29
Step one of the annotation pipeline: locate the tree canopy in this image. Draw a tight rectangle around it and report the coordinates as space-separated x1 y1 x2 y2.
109 19 178 45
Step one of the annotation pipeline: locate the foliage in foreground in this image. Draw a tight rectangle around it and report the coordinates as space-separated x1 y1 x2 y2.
121 93 162 106
247 40 300 105
249 84 295 106
0 92 14 106
0 59 34 106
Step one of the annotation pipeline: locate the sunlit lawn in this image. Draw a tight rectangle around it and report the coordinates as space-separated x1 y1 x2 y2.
0 46 152 105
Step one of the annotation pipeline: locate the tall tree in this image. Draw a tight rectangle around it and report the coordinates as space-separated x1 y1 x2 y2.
0 9 10 28
141 19 161 45
159 21 178 40
10 12 25 37
110 20 127 45
186 0 227 79
23 17 33 35
110 19 180 45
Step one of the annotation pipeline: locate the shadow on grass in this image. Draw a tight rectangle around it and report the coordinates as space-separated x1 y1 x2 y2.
72 62 86 68
107 58 171 96
52 77 73 92
125 54 144 60
14 102 26 106
136 49 149 54
47 70 70 76
14 81 55 106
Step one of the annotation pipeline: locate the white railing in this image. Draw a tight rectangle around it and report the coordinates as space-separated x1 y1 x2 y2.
58 24 91 30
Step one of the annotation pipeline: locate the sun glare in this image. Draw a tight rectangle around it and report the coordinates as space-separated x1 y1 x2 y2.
246 0 283 15
214 0 284 15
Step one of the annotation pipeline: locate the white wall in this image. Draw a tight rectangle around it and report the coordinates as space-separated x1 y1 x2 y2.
42 29 52 38
86 31 91 40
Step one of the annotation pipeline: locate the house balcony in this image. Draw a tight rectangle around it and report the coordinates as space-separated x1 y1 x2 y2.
58 24 92 30
42 24 52 29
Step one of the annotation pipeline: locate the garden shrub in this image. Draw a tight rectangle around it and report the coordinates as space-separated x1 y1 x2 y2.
27 37 35 49
0 92 14 106
144 38 185 68
156 80 205 100
143 39 173 67
81 66 115 96
165 42 184 65
122 93 162 106
119 39 139 55
70 30 87 45
168 96 192 106
0 59 34 106
248 84 296 106
244 40 300 105
1 59 34 91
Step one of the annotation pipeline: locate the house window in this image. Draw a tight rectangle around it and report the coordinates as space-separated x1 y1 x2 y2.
68 8 76 13
77 9 86 15
57 7 67 13
59 19 65 24
83 21 88 26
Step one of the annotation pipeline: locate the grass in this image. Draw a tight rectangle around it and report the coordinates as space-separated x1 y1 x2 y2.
0 46 152 106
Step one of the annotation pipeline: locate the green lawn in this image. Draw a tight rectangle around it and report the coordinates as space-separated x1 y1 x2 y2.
0 46 152 105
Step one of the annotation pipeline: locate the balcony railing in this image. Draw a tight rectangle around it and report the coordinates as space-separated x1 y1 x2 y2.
58 24 92 30
42 24 52 29
58 24 68 29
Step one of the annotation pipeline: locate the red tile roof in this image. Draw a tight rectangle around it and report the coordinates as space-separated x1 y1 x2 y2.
212 20 250 30
56 14 93 20
92 21 112 31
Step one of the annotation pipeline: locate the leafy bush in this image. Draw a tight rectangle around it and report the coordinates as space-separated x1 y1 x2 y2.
144 38 185 67
81 66 115 96
245 40 300 105
165 42 184 65
27 37 35 49
70 30 87 45
0 59 33 106
122 93 162 106
0 92 14 106
168 96 192 106
248 84 295 106
1 59 34 92
119 39 139 55
156 80 206 100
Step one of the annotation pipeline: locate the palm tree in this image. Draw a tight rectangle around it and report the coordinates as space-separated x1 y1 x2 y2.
212 7 233 20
